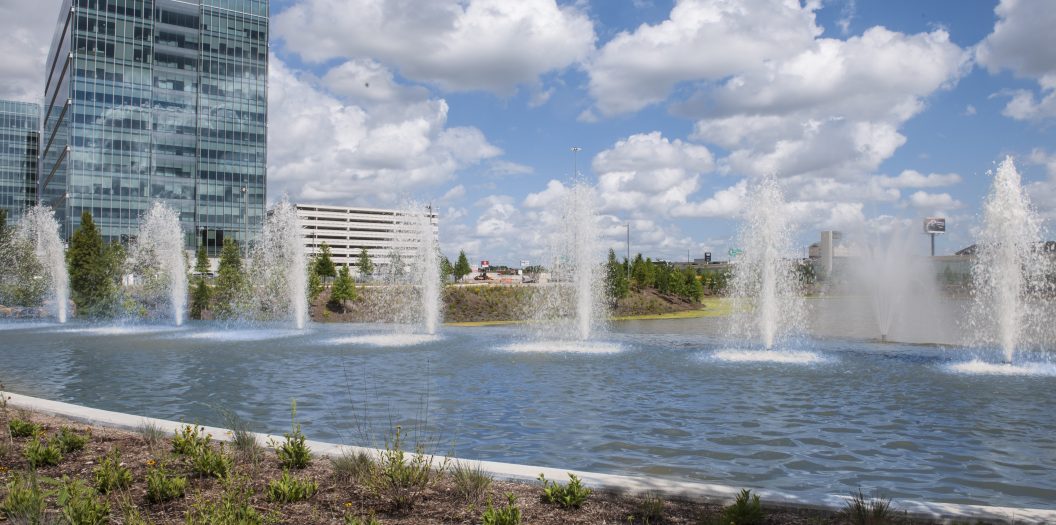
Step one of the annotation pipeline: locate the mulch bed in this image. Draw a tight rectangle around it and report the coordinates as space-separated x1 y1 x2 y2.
1 409 930 524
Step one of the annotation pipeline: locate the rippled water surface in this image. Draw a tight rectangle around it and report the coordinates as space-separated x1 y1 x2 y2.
2 318 1055 509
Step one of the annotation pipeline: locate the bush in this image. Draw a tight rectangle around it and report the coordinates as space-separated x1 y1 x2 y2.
717 489 764 525
266 470 318 503
94 448 134 493
844 489 893 525
140 420 166 449
8 418 41 438
538 473 591 509
274 400 311 469
172 424 211 455
56 426 90 453
451 460 492 502
146 463 187 503
634 492 665 524
1 472 46 523
332 450 374 483
482 493 521 525
185 477 264 525
368 425 443 512
191 443 233 479
58 477 111 525
25 436 62 468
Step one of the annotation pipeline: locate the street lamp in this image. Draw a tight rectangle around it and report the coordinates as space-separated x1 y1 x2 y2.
241 186 247 259
570 146 581 178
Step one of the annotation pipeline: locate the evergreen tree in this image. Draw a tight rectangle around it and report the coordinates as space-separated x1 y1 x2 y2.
212 239 245 319
686 269 705 302
67 212 117 316
307 270 323 302
0 209 7 244
439 255 453 283
190 277 210 319
328 266 356 311
630 253 646 290
313 243 336 280
356 247 373 281
605 248 629 304
454 250 471 282
194 245 210 275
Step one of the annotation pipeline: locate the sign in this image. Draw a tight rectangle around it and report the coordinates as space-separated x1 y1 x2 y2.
923 217 946 234
704 252 712 263
728 248 743 257
480 260 490 269
520 260 530 268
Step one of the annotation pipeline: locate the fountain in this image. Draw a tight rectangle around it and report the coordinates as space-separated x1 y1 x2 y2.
247 198 308 329
16 205 70 323
405 205 442 336
719 177 809 361
128 202 187 325
967 157 1053 365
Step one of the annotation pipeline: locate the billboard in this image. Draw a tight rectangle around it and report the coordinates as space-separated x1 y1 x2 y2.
704 252 712 263
480 260 490 269
924 217 946 234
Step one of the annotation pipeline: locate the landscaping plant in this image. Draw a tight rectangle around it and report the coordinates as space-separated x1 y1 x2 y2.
56 426 89 454
146 463 187 503
844 488 894 525
8 418 41 438
274 400 311 469
172 423 211 455
93 448 133 493
1 472 46 524
266 470 318 503
717 489 764 525
58 477 110 525
482 493 521 525
538 472 592 509
24 436 62 467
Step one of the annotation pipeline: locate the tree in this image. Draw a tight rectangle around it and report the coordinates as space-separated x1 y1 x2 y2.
307 270 323 303
328 266 356 311
0 209 7 245
313 243 336 280
194 245 210 275
454 250 471 282
67 212 117 317
630 253 646 291
356 247 373 281
190 277 210 319
605 248 629 304
212 239 245 319
439 255 453 283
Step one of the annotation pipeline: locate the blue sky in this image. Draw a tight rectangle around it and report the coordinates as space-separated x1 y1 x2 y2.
2 0 1054 265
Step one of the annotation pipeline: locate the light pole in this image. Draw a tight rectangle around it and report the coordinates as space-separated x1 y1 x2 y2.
570 146 581 178
241 186 247 259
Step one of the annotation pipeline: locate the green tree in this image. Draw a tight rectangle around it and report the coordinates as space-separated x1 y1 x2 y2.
313 243 336 280
190 278 210 319
194 245 210 275
454 250 472 282
307 270 323 303
439 255 453 283
0 209 7 244
67 212 117 317
356 247 373 281
605 249 629 304
212 239 245 319
630 253 646 291
328 266 356 311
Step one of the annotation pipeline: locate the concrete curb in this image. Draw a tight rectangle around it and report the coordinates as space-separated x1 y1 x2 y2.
5 392 1053 524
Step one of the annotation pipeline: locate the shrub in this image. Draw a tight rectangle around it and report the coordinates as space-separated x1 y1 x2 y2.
717 489 764 525
482 493 521 525
172 424 211 455
140 420 167 449
191 443 232 479
266 470 318 503
844 489 893 525
94 448 133 493
8 418 41 438
146 463 187 503
25 436 62 467
1 472 46 523
58 477 111 525
538 473 591 509
331 450 374 484
56 426 90 454
274 400 311 469
185 477 264 525
634 492 665 524
119 495 154 525
451 460 492 502
367 425 443 511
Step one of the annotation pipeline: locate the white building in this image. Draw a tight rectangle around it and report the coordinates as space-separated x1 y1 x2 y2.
295 204 438 276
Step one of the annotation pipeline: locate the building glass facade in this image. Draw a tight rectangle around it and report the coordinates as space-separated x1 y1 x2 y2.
0 101 40 222
40 0 268 254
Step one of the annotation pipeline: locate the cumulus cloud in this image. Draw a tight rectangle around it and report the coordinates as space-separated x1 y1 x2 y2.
906 191 963 213
1026 148 1056 219
267 57 500 205
976 0 1056 121
0 1 62 102
878 170 962 189
275 0 595 94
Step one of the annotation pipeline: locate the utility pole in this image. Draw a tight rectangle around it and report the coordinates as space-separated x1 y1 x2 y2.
626 223 631 278
570 146 581 178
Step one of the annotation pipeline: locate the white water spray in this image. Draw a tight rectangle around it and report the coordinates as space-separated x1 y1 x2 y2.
130 202 187 325
250 199 308 329
17 205 70 323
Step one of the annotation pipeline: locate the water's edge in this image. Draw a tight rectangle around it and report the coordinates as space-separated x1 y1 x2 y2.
6 392 1050 524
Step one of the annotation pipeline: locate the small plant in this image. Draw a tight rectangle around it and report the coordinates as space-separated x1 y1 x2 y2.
140 420 167 449
332 450 374 483
119 495 154 525
24 436 62 467
717 489 764 525
844 488 893 525
172 423 211 455
146 463 188 503
1 472 46 523
185 477 264 525
368 425 443 511
58 477 111 525
221 409 262 459
56 426 90 453
191 443 233 479
344 512 381 525
452 460 492 502
538 473 592 509
94 448 133 493
482 493 521 525
266 470 318 503
634 492 665 524
273 400 311 469
8 418 41 438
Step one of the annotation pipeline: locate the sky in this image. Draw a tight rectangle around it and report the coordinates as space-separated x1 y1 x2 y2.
1 0 1054 265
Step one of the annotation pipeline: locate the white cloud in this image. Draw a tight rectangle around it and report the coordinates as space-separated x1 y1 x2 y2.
976 0 1056 121
0 2 62 102
488 160 534 177
964 104 977 116
321 59 430 105
1026 148 1056 219
906 191 963 212
267 57 500 205
878 170 962 189
275 0 595 94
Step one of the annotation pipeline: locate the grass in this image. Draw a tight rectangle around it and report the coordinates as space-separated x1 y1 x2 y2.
331 450 374 484
450 460 492 502
368 425 446 512
844 489 894 525
633 492 666 524
139 420 167 449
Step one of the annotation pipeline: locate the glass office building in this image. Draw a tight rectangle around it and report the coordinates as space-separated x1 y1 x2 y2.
0 100 40 222
40 0 268 254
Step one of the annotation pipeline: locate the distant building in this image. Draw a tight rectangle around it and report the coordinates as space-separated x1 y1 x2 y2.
0 100 40 222
295 204 439 276
39 0 269 254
